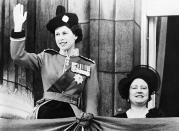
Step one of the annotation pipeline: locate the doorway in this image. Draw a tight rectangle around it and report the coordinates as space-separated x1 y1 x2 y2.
160 16 179 117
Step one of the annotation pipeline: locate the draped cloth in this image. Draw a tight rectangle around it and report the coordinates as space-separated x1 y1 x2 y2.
1 116 179 131
0 116 179 131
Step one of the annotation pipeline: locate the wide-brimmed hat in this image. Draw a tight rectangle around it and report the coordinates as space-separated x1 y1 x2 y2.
46 5 82 43
118 65 161 100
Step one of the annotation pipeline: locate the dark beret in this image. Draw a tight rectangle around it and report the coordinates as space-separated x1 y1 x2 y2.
46 5 82 43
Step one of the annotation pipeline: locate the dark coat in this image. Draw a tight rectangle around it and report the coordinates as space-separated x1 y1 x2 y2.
114 108 165 118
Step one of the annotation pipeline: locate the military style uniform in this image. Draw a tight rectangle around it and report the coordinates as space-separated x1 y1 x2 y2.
10 30 99 119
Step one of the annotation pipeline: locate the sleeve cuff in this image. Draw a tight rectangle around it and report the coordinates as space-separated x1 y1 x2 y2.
11 29 25 38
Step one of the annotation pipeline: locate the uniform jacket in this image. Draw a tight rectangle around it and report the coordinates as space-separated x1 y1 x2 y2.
10 30 99 115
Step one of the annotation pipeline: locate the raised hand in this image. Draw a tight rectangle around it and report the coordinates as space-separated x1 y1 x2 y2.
13 3 27 32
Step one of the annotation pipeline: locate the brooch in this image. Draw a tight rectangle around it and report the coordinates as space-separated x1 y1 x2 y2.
74 74 83 84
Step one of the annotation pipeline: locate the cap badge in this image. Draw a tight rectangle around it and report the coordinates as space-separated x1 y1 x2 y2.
62 15 69 23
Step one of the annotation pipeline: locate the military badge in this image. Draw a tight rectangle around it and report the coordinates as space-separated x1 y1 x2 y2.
74 74 83 84
62 15 69 23
71 62 90 76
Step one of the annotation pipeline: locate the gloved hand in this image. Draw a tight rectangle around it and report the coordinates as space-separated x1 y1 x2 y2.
76 112 94 127
13 3 27 32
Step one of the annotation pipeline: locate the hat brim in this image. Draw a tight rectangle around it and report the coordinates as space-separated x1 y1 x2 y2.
118 77 131 99
118 65 161 100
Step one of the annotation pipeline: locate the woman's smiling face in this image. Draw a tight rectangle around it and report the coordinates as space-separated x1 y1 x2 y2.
129 78 149 106
55 26 77 51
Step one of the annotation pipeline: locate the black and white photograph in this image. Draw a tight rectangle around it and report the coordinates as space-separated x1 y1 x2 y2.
0 0 179 130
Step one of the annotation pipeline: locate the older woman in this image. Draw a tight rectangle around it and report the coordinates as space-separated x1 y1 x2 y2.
10 4 99 119
115 65 164 118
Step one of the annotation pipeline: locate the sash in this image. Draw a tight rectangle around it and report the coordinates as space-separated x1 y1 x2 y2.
47 68 75 93
46 60 91 106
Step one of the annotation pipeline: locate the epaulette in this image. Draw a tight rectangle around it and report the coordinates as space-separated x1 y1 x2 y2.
79 55 95 64
43 49 59 55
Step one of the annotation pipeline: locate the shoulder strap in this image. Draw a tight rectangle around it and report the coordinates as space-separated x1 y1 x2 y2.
44 49 59 55
79 56 95 64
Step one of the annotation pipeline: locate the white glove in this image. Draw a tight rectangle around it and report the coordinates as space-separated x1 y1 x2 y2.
13 3 27 32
